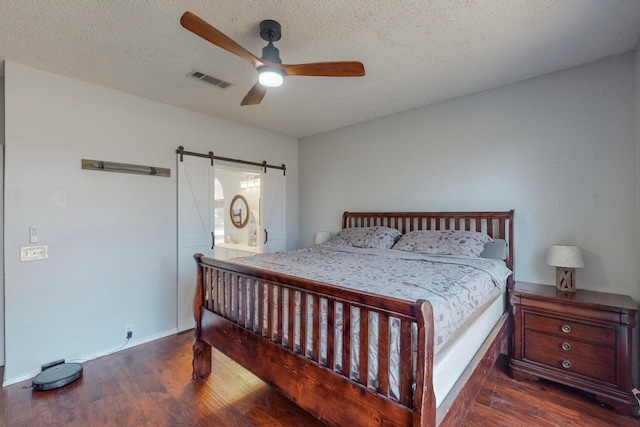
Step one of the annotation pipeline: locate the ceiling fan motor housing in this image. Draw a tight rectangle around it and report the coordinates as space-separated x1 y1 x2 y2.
260 20 282 63
262 43 282 63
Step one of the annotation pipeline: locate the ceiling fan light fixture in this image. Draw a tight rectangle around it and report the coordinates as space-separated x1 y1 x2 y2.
258 66 284 88
180 12 364 105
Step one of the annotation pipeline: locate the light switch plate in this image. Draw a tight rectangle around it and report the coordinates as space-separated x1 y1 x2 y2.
29 226 38 243
20 245 48 261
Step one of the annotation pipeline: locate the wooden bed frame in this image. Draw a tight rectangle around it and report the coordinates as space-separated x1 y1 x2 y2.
192 211 515 426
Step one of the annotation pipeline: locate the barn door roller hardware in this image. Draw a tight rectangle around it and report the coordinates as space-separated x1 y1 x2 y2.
176 146 286 175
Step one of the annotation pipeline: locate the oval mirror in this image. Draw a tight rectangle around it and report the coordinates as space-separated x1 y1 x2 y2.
230 195 249 228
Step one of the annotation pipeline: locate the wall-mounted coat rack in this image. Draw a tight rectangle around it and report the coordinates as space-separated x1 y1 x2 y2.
82 159 170 177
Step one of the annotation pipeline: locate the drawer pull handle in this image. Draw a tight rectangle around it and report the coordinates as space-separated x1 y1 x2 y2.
562 360 572 369
561 342 571 351
561 324 571 333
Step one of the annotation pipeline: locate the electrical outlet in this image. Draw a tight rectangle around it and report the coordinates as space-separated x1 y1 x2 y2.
20 245 48 261
125 324 133 339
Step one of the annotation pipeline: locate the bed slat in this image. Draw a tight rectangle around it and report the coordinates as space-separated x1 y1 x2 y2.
235 275 241 322
257 281 265 335
378 314 390 396
237 276 244 325
266 282 271 335
326 299 335 369
312 295 321 362
287 289 295 350
399 318 413 408
342 303 352 378
299 291 307 356
248 279 255 331
359 308 369 386
275 286 282 343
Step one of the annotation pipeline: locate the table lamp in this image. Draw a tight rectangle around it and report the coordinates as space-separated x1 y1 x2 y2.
314 231 331 245
546 245 584 292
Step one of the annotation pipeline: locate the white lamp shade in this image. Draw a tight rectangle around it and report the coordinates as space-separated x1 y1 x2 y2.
546 245 585 268
314 231 331 245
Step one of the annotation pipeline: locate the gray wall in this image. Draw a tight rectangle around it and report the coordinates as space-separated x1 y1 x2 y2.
300 53 638 301
3 61 298 384
0 77 4 367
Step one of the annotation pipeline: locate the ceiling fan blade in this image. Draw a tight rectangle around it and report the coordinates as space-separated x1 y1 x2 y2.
241 83 267 106
282 61 365 77
181 11 262 68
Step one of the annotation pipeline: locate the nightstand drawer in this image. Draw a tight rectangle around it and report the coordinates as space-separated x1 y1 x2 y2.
523 312 615 346
524 344 615 384
525 330 615 365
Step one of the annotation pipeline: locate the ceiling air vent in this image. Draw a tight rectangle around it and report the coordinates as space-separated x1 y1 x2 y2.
188 70 231 89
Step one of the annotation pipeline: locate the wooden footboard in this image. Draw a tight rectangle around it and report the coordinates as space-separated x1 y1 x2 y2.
193 254 436 427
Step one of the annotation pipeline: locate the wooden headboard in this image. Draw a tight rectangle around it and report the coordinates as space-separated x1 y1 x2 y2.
342 210 515 279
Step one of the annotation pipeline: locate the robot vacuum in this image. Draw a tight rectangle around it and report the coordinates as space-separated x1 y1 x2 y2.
32 360 83 391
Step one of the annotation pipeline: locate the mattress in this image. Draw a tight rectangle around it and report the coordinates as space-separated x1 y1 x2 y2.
433 292 505 407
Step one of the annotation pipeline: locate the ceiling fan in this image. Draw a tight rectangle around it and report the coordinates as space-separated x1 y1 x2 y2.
180 11 365 106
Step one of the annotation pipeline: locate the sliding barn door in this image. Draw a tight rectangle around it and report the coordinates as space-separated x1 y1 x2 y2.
177 156 215 332
261 172 286 253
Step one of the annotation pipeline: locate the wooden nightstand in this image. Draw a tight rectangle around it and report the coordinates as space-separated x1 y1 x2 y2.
509 282 638 417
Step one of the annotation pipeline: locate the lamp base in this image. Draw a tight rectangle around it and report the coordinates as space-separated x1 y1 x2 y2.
556 267 576 292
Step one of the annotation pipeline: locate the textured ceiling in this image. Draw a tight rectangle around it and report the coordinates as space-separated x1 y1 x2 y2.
1 1 640 138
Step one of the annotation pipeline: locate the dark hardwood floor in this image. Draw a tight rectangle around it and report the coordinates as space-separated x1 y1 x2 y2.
463 356 639 427
0 331 637 426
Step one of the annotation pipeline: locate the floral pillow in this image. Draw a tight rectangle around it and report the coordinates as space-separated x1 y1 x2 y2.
392 230 492 257
328 226 402 249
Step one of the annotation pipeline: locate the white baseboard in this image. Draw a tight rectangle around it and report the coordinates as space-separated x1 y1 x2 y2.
2 328 180 387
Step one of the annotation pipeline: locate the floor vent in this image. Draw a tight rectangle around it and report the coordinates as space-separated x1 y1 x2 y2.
188 70 232 89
